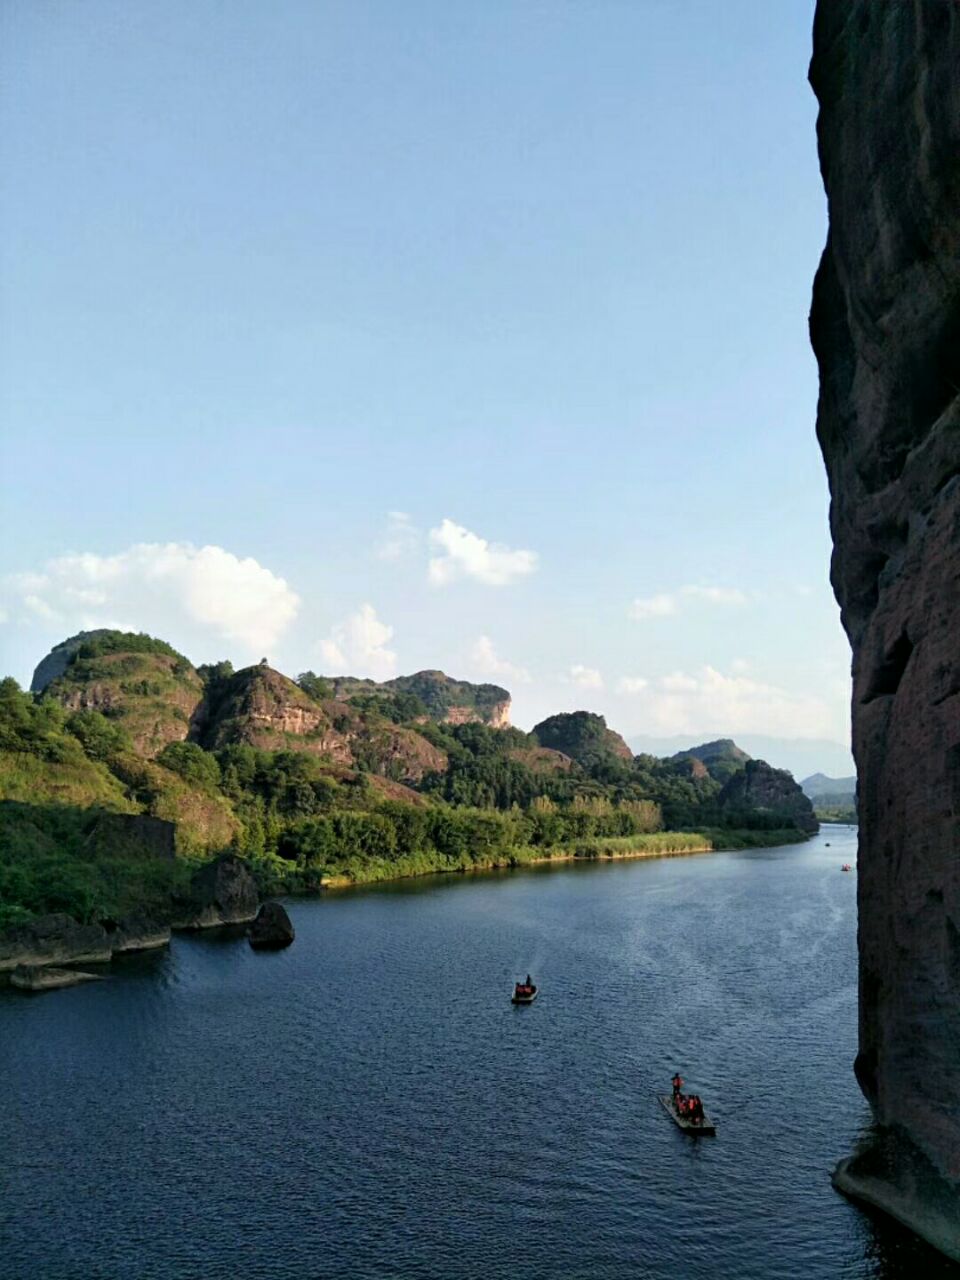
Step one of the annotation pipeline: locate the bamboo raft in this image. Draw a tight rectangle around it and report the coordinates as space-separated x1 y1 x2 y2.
511 983 538 1004
658 1094 717 1136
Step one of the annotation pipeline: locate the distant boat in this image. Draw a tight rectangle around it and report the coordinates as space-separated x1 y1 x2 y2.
658 1093 716 1136
511 979 538 1004
841 863 852 872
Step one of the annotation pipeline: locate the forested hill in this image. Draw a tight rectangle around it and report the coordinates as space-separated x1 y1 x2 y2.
1 630 817 926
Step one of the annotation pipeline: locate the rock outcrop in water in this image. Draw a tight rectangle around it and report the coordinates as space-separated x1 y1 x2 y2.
176 854 259 929
0 914 112 973
248 901 295 950
810 0 960 1257
10 965 103 992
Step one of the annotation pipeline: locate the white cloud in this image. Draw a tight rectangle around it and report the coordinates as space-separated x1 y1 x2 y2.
428 519 538 587
2 543 300 654
661 671 700 692
628 593 677 620
320 603 397 679
629 584 748 621
680 584 748 606
642 665 836 738
617 676 648 694
376 511 420 562
569 664 604 690
469 635 531 684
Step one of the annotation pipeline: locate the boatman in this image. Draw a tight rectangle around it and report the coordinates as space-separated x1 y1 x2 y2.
672 1072 683 1099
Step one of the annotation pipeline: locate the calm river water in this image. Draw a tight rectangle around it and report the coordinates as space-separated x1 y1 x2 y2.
3 824 959 1280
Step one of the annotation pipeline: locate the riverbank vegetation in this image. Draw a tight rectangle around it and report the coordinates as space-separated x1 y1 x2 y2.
0 634 820 927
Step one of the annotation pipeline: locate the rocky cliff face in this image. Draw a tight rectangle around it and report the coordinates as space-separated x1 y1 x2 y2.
718 759 818 835
810 0 960 1256
331 670 511 728
30 630 118 693
197 664 353 762
46 649 203 757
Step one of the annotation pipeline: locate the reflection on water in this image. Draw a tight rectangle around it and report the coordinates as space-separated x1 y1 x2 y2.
2 825 958 1279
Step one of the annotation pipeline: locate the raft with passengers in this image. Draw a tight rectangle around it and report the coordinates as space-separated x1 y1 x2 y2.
658 1072 716 1136
511 975 538 1004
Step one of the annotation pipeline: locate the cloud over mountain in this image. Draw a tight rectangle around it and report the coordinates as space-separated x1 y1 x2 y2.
321 604 397 679
2 543 299 654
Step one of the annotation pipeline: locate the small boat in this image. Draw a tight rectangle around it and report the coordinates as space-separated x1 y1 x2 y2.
511 979 538 1004
841 863 852 872
658 1093 716 1136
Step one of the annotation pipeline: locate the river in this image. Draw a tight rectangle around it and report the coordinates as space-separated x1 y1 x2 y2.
2 824 958 1279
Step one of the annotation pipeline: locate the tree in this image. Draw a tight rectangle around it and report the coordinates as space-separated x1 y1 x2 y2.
65 710 131 762
298 671 333 701
156 741 221 790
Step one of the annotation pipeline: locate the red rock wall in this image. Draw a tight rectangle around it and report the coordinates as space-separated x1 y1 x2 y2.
809 0 960 1255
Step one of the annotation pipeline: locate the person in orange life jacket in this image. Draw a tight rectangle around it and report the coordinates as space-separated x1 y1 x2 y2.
672 1073 683 1098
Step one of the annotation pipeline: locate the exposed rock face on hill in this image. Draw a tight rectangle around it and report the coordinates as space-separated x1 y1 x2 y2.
810 0 960 1256
718 760 818 835
42 639 203 757
195 664 448 784
349 723 448 784
331 670 511 727
196 664 352 761
532 711 633 766
31 630 118 693
507 746 574 776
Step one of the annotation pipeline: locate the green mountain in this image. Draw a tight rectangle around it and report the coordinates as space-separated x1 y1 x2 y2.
669 738 752 784
1 630 820 930
719 760 819 835
800 772 857 801
329 670 511 727
532 711 633 769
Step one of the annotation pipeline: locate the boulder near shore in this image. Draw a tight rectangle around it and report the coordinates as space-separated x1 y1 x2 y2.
248 901 295 950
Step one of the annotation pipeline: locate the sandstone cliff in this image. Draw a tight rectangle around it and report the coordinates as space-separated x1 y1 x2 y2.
718 760 818 836
42 639 203 758
330 670 511 728
810 0 960 1256
196 663 352 761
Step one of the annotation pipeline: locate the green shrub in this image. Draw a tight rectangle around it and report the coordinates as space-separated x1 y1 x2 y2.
155 741 221 791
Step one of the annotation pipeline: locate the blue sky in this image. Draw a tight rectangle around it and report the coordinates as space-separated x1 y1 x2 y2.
0 0 851 756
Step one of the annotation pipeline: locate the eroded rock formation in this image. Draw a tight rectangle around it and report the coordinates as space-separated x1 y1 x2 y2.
248 901 295 950
718 760 818 835
10 965 103 992
176 853 259 929
810 0 960 1257
0 914 112 973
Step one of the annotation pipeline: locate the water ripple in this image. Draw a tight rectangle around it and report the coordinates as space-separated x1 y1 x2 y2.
2 826 958 1279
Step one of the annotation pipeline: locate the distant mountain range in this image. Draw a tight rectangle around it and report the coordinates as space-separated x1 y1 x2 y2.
799 772 857 803
628 733 854 781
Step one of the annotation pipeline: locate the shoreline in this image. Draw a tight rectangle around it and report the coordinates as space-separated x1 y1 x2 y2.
316 829 806 892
